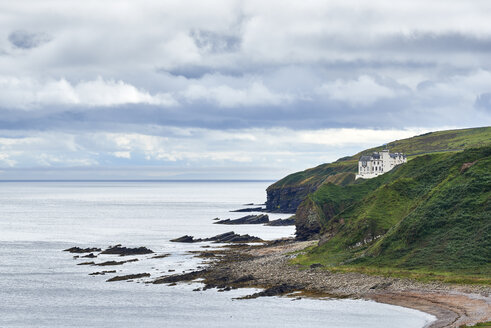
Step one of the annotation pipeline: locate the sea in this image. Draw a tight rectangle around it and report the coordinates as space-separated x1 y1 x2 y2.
0 181 436 328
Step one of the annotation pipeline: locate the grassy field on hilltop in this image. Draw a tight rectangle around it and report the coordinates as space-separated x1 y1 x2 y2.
269 126 491 190
292 146 491 283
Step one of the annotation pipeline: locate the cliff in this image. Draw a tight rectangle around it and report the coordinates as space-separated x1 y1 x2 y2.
293 145 491 275
266 126 491 213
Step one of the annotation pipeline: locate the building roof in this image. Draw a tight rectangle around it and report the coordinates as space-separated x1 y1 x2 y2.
359 151 405 161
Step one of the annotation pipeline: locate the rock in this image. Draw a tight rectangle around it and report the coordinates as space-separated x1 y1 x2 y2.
460 160 477 173
95 258 138 266
266 184 314 213
370 282 392 290
206 231 262 243
239 284 303 299
232 275 255 284
230 207 265 212
107 273 150 282
214 214 269 225
89 270 116 276
64 247 101 253
310 263 323 269
81 253 97 258
295 197 323 241
153 269 207 284
77 261 95 265
151 254 171 259
265 216 295 226
171 232 263 244
218 234 262 243
170 235 198 243
100 245 153 256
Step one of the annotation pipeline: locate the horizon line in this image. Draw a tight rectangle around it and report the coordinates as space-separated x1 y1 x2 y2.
0 179 276 183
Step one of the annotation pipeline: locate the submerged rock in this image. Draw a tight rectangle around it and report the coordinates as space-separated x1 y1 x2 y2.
100 245 153 256
214 214 269 225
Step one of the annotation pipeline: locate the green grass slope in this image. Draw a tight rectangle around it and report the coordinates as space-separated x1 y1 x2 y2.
294 146 491 281
266 127 491 212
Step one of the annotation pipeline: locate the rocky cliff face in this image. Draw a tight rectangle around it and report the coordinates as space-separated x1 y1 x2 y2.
265 184 317 213
294 197 323 240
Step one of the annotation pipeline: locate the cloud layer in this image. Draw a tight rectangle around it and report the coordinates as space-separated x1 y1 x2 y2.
0 1 490 177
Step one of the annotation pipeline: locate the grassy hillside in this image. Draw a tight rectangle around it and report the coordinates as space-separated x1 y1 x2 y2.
293 146 491 281
266 126 491 213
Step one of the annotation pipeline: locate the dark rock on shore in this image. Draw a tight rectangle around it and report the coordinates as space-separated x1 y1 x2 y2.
239 284 303 299
214 214 269 225
77 261 95 265
171 231 263 243
213 232 262 243
230 207 265 212
265 216 295 226
107 273 150 282
101 245 153 256
151 253 171 259
153 269 207 284
64 247 101 253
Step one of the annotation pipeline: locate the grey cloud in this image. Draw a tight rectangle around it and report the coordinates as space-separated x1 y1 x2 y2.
380 32 491 53
164 65 246 79
8 30 51 49
190 29 241 53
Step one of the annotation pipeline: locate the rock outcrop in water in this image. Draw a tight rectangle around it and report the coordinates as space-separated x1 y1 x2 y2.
100 245 153 256
64 247 102 253
214 214 269 225
106 273 150 282
265 216 296 226
170 231 262 243
230 207 265 212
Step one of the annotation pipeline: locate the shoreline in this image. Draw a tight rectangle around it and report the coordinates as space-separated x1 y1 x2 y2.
179 239 491 328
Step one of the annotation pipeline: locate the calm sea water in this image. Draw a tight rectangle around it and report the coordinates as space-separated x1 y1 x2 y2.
0 181 435 328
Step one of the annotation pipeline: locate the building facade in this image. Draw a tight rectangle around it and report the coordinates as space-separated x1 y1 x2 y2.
355 150 407 179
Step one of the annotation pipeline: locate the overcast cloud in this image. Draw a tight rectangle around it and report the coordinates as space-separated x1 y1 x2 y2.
0 0 490 179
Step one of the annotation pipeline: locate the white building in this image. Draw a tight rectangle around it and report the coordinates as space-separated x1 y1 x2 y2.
355 149 407 179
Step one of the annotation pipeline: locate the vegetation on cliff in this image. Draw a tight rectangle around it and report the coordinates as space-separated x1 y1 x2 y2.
293 146 491 281
266 126 491 213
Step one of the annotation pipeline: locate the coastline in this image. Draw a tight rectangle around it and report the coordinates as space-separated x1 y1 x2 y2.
180 239 491 328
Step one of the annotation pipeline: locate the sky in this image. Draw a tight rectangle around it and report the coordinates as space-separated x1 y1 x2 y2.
0 0 490 180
